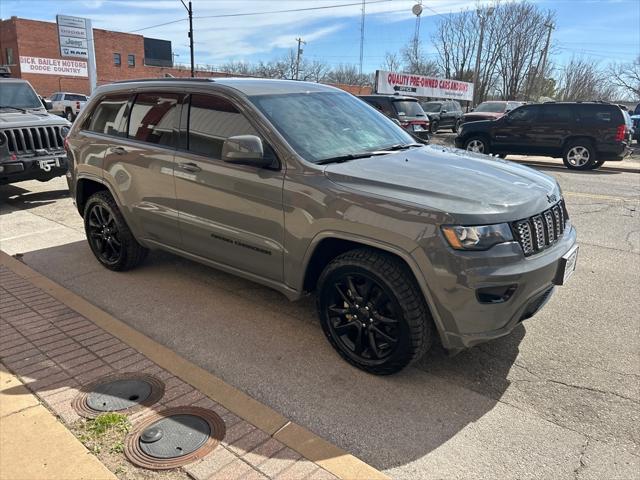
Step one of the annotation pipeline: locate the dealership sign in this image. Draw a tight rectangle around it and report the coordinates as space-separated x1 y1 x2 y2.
56 15 89 58
375 70 474 101
20 56 88 77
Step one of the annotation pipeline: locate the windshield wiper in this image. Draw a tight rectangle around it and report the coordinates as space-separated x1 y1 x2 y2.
0 105 28 113
380 143 423 151
316 151 389 165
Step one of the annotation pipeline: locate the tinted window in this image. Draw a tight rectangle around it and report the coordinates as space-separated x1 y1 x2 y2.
577 105 621 124
85 94 129 136
421 102 441 112
50 94 60 101
541 105 573 123
250 91 414 163
128 93 180 146
476 102 506 113
508 105 539 122
66 94 87 101
392 100 425 117
188 94 258 158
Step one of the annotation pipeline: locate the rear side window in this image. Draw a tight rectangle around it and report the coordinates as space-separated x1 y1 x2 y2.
188 94 258 158
540 105 573 123
85 94 130 136
577 105 622 124
66 94 87 101
128 92 180 147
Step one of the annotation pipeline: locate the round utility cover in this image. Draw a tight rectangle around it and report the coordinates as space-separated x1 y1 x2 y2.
139 414 211 459
86 379 152 412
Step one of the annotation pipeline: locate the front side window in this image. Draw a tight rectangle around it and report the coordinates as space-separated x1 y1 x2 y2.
128 54 135 67
250 91 414 163
128 92 180 146
508 105 539 122
85 94 130 136
188 94 258 158
114 53 121 66
421 102 441 113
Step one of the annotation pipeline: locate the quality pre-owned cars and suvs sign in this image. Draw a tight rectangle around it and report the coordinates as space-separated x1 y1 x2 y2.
375 70 474 101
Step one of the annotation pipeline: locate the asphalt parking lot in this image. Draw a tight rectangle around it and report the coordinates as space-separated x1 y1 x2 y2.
1 162 639 479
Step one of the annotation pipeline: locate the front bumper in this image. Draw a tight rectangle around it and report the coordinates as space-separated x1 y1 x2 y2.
0 153 68 185
412 225 578 352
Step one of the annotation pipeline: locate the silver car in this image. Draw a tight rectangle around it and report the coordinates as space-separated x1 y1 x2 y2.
66 78 578 375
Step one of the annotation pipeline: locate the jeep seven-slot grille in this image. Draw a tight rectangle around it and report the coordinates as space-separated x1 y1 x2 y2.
512 200 568 256
2 126 65 154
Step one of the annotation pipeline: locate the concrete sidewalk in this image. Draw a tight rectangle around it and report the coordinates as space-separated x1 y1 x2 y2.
1 365 116 480
0 254 386 480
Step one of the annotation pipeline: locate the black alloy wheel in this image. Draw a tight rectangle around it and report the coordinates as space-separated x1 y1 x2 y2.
87 203 122 266
317 248 432 375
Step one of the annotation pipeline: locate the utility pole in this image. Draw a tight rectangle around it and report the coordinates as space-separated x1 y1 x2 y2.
180 0 194 77
359 0 365 76
472 6 494 106
537 22 554 97
295 37 306 80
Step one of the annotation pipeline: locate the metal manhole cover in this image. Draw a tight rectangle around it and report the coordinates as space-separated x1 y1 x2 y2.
125 407 226 470
72 373 164 418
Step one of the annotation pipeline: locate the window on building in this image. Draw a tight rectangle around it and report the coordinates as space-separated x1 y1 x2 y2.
6 48 14 65
113 53 121 66
188 94 259 158
128 54 135 67
85 94 130 136
128 92 180 146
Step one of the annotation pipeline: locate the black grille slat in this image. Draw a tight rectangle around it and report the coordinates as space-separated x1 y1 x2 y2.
2 127 65 154
512 200 568 256
32 128 43 149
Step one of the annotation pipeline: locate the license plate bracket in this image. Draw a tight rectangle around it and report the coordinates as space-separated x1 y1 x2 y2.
38 158 61 172
554 245 579 286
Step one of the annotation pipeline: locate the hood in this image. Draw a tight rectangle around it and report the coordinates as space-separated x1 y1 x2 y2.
323 145 560 224
463 111 503 121
0 110 71 128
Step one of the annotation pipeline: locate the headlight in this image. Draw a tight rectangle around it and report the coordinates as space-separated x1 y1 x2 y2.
60 126 70 137
441 223 513 251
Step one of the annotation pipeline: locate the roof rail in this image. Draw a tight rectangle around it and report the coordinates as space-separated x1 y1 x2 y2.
112 77 215 84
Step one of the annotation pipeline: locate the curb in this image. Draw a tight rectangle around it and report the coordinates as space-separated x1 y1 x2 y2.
0 251 389 480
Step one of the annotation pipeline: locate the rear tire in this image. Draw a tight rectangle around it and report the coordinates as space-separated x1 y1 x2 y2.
588 158 605 170
83 191 148 271
430 120 439 134
453 119 462 133
65 109 75 122
316 248 433 375
562 139 596 170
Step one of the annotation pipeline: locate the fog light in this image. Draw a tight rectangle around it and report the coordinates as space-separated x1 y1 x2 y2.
476 285 517 304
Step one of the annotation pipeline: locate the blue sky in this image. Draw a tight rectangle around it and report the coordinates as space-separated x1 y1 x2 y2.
1 0 638 73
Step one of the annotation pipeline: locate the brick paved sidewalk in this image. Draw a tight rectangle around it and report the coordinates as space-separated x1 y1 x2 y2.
0 265 339 480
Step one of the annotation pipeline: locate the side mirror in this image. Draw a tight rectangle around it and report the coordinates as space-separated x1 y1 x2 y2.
222 135 272 167
391 118 402 127
40 97 52 110
441 109 448 114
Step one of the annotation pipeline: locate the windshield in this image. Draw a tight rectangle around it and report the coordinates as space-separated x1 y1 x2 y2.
249 91 414 163
0 82 43 109
392 100 425 117
421 102 442 113
475 102 506 113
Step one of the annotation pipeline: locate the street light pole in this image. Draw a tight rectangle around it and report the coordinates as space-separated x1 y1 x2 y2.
180 0 194 77
295 37 306 80
472 6 494 106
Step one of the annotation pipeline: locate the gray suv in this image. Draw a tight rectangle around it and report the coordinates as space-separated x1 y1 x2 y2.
66 78 578 375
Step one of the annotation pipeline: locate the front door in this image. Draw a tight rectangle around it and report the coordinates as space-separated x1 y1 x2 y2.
491 105 541 154
174 93 285 282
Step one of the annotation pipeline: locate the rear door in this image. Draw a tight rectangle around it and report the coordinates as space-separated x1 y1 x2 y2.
102 90 182 247
173 92 285 281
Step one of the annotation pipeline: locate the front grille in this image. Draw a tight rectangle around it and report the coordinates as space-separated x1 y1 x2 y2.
2 126 65 155
512 200 568 256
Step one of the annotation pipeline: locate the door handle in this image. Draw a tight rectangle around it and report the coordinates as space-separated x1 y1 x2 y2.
178 162 202 173
109 146 126 155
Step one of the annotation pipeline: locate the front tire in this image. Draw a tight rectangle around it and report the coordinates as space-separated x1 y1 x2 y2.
453 119 462 133
65 109 75 122
464 135 489 154
84 191 148 271
563 140 596 170
430 120 439 133
316 248 433 375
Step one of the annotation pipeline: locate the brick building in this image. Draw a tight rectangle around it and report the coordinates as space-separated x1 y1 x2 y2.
0 16 219 96
0 16 372 97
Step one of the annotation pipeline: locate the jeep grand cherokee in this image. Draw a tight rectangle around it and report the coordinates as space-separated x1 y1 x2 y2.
65 78 578 375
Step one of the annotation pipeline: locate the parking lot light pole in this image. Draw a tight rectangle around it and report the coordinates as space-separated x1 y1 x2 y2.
473 6 494 106
180 0 194 77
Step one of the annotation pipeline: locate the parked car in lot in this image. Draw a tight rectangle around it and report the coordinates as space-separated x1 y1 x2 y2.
630 114 640 143
420 100 464 133
66 78 578 374
359 94 430 141
49 92 88 121
1 78 70 185
462 100 524 124
455 102 631 170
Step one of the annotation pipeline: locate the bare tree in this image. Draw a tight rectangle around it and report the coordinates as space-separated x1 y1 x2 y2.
432 9 477 81
556 57 616 101
326 64 372 86
381 52 401 72
300 60 331 82
401 39 439 76
609 57 640 100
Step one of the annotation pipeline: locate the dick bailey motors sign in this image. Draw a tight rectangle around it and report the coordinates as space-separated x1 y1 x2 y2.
20 56 88 77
